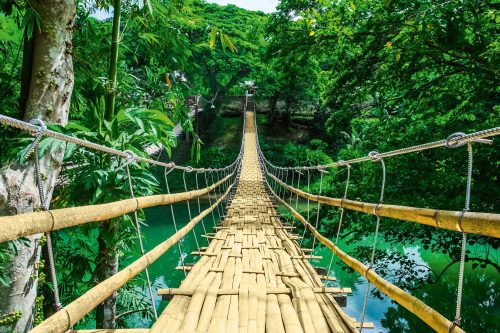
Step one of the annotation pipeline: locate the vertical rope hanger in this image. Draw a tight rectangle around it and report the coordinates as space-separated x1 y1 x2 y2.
300 169 312 247
195 171 208 244
123 154 157 319
311 168 326 250
275 168 281 198
164 167 187 276
222 169 229 209
326 161 351 279
277 168 284 200
183 170 201 254
220 170 229 215
210 170 223 218
273 166 280 195
291 169 302 228
360 151 386 332
445 132 477 332
204 171 218 227
283 169 289 202
26 119 62 311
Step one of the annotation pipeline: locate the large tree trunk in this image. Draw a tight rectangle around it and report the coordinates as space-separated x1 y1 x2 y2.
0 1 75 332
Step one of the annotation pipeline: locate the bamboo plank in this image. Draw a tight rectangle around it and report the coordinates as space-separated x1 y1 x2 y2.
30 186 233 333
270 184 466 333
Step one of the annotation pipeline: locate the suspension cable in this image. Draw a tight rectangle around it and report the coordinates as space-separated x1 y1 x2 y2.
164 168 187 276
256 125 497 171
0 115 236 173
360 152 386 332
125 159 158 319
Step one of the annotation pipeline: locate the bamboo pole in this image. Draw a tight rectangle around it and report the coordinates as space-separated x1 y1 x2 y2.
66 328 149 333
269 185 466 333
0 175 231 243
268 172 500 238
67 331 148 333
29 184 233 333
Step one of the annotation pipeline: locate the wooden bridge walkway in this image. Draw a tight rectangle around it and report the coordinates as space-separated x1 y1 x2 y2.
150 110 357 333
1 101 498 333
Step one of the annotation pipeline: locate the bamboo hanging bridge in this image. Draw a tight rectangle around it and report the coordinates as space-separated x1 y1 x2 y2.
0 98 499 333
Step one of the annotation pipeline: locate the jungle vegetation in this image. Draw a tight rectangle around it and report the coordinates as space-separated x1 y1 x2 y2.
0 0 498 332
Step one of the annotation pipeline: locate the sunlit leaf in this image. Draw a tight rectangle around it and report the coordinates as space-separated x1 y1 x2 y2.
145 0 153 14
209 26 217 49
165 73 172 90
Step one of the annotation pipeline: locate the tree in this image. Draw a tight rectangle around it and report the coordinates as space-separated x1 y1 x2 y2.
0 0 76 331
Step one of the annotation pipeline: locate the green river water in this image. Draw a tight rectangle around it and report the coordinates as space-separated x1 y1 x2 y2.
134 199 499 332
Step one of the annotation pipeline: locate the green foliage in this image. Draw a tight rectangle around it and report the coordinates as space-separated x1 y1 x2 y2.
261 2 499 330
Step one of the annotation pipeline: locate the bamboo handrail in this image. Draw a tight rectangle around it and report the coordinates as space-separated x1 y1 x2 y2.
29 183 233 333
0 175 231 243
268 172 500 238
267 181 466 333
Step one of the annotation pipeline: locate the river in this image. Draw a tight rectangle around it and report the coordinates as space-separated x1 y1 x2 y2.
133 199 499 332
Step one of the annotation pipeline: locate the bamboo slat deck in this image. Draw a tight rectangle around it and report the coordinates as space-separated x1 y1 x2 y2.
150 111 357 333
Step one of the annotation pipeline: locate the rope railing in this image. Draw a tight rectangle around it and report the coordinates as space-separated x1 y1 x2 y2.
254 110 497 332
0 175 232 243
258 125 499 171
0 108 245 321
263 177 465 333
29 182 234 333
266 172 500 238
0 114 237 173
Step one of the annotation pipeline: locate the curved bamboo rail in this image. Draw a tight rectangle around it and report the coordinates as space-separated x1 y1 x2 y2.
0 175 230 243
29 183 233 333
267 172 500 238
265 179 466 333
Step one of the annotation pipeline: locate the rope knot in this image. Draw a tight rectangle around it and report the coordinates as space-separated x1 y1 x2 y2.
25 119 48 159
446 132 467 148
368 151 381 162
338 160 351 168
448 318 461 333
29 118 47 136
186 166 194 173
123 150 136 163
317 167 329 174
